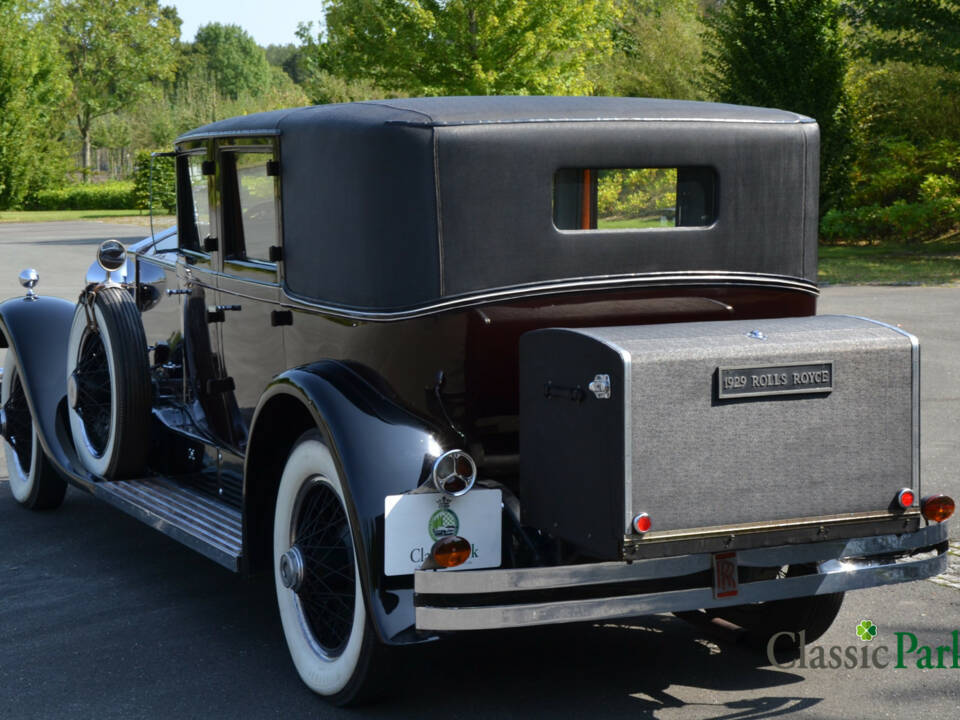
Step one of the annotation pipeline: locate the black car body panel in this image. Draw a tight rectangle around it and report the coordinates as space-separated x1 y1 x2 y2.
0 295 79 481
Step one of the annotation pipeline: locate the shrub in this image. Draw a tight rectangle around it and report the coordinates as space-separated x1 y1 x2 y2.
848 138 960 207
24 181 136 210
132 150 176 213
920 174 960 201
820 197 960 244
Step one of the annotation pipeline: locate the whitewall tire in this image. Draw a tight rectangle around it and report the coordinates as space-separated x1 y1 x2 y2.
273 431 382 705
66 287 150 478
2 351 66 509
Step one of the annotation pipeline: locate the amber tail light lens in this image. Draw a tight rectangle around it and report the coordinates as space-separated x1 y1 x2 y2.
431 536 471 568
921 494 955 523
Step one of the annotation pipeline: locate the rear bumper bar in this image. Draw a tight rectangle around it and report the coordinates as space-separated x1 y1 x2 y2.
414 521 949 632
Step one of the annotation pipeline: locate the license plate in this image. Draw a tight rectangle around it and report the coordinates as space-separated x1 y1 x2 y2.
384 488 501 576
712 551 739 599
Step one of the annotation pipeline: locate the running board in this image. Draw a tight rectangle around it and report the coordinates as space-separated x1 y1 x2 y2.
92 477 243 572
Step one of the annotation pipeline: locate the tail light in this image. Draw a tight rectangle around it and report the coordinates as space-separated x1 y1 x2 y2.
895 488 916 509
431 449 477 497
431 536 471 568
921 494 955 523
632 513 652 534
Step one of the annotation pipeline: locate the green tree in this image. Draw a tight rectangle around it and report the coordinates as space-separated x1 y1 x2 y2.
266 43 307 85
192 23 273 99
300 0 617 96
847 0 960 74
703 0 852 211
48 0 180 180
591 0 707 100
0 0 70 208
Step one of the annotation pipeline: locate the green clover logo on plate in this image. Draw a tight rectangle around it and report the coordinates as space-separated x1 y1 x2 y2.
856 620 878 641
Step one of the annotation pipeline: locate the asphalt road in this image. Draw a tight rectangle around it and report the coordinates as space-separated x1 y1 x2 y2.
2 222 960 718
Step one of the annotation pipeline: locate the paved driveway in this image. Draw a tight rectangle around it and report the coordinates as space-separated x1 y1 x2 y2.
1 223 959 718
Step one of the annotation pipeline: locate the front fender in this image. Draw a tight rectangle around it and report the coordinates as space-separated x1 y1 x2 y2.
247 360 445 645
0 295 81 481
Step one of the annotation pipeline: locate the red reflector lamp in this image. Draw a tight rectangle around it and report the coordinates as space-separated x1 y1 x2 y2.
896 488 916 509
632 513 652 534
921 494 955 523
431 536 471 568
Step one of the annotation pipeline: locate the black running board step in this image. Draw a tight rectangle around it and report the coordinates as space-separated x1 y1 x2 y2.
91 477 243 572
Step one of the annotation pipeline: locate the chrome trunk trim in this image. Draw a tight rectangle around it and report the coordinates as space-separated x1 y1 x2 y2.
622 511 921 560
632 509 918 544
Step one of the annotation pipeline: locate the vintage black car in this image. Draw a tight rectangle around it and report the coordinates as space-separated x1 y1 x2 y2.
0 97 954 704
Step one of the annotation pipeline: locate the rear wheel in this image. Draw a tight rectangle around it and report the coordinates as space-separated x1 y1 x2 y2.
273 431 384 706
1 351 66 509
66 287 150 478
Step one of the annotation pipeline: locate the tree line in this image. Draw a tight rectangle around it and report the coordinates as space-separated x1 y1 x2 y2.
1 0 958 244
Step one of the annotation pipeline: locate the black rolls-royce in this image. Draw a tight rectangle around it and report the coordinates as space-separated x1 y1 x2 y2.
0 97 952 705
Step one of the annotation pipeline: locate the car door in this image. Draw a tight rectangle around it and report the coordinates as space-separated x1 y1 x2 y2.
166 145 243 449
212 141 286 452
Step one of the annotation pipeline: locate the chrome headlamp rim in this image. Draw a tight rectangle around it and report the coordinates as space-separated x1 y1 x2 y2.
431 449 477 497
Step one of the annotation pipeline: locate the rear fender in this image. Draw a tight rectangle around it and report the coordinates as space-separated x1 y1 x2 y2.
0 295 81 481
246 360 445 645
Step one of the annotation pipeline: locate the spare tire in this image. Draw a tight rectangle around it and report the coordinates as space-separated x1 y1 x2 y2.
66 287 151 478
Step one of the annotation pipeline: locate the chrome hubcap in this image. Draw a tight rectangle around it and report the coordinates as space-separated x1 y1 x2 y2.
279 546 305 591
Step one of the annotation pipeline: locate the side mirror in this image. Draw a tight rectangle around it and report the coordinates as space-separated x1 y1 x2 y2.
97 239 127 272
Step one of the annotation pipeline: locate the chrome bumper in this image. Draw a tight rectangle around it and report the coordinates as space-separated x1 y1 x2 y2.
414 522 949 632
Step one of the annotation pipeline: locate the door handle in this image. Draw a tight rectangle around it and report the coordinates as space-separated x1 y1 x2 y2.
207 305 241 323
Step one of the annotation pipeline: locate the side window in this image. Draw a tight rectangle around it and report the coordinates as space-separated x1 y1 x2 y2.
222 150 279 264
177 154 211 251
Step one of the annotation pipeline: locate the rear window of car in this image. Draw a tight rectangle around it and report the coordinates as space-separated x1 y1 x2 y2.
553 167 717 230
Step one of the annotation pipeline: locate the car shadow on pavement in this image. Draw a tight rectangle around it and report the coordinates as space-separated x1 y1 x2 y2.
375 618 818 719
0 483 818 720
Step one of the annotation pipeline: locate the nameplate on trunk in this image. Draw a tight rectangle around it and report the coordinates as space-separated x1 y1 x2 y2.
718 361 833 399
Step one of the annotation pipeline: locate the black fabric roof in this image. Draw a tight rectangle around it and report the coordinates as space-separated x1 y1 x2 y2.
176 96 812 142
175 97 820 312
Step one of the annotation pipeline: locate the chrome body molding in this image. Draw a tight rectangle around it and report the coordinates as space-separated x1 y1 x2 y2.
282 272 819 324
414 522 948 632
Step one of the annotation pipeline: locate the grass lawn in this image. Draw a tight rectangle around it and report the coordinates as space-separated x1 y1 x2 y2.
818 233 960 285
0 209 174 227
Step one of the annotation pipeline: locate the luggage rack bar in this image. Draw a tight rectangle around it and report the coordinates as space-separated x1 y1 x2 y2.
91 476 243 571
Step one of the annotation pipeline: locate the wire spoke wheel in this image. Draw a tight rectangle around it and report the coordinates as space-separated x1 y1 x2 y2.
1 351 66 510
291 480 356 657
4 367 34 475
273 432 384 706
72 329 112 456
